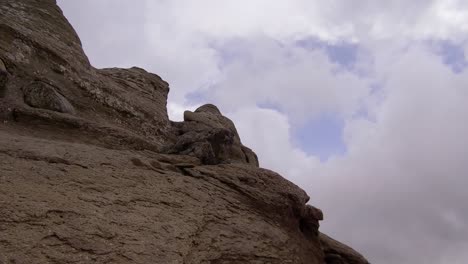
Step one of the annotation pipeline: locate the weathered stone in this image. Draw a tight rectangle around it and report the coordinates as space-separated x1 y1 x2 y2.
23 81 75 114
185 103 241 142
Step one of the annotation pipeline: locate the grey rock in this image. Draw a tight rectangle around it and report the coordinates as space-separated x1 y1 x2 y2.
23 81 75 114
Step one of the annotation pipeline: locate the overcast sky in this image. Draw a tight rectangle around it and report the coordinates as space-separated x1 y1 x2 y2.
57 1 468 263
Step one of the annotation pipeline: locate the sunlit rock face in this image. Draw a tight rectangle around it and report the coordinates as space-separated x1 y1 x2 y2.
0 1 369 263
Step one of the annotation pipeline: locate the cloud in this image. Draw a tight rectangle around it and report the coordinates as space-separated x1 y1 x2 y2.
200 37 371 122
308 46 468 264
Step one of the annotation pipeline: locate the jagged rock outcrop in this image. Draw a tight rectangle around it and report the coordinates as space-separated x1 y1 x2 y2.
0 0 369 263
168 104 259 166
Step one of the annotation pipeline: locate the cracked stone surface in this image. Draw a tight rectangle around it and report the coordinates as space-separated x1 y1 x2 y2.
0 0 369 263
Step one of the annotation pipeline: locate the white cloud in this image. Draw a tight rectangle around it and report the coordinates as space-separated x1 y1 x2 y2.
144 0 355 42
203 38 370 123
143 0 468 47
306 46 468 264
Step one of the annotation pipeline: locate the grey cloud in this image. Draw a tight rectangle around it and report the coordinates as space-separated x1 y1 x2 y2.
306 47 468 264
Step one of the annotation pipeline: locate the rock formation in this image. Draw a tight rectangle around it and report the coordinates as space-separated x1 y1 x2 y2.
0 0 370 263
168 104 259 166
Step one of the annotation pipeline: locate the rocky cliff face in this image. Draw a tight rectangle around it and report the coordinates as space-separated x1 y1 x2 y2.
0 1 369 263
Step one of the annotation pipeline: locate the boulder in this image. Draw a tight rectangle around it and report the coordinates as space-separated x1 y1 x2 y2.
168 104 259 166
23 81 75 114
185 104 240 142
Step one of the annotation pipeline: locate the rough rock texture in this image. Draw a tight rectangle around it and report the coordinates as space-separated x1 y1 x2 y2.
0 0 369 263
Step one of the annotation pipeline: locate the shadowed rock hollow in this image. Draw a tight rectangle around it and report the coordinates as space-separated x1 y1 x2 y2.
0 0 370 263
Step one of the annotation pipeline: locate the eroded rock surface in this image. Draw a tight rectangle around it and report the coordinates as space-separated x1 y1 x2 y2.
0 0 370 264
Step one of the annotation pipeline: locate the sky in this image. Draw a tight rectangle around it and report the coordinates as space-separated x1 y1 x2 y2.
57 1 468 263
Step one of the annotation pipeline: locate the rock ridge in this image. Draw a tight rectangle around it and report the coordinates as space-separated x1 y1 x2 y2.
0 0 370 263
